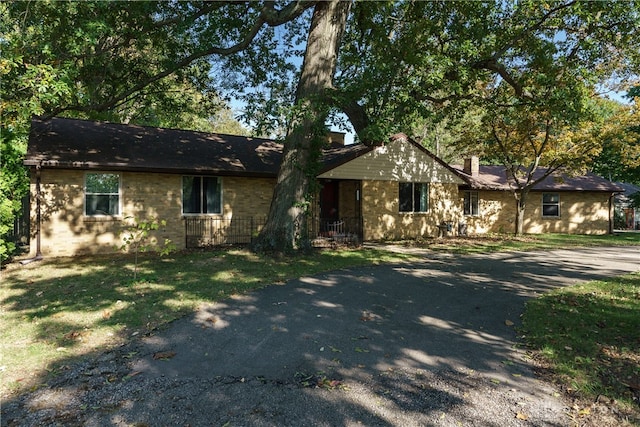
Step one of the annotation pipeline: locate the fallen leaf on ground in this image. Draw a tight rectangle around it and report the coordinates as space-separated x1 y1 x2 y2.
123 371 142 380
516 412 528 420
153 351 176 360
64 331 82 340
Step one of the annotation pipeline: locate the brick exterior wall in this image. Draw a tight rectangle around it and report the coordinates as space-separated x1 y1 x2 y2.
28 168 612 258
463 190 612 235
29 169 276 257
361 180 461 240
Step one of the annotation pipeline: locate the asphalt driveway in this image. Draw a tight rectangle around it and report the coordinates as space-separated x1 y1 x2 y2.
3 246 639 426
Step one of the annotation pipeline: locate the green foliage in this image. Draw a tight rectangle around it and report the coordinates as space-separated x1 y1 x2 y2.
117 217 176 280
3 1 640 250
522 273 640 418
335 1 640 142
2 1 250 259
0 129 29 263
591 92 640 185
613 209 627 230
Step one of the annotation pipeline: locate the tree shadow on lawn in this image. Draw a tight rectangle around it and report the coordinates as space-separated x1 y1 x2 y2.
1 250 301 392
1 246 638 426
1 248 400 396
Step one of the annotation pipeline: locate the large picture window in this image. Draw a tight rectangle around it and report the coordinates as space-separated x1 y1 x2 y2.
182 176 222 214
85 173 120 216
464 191 479 216
542 193 560 217
399 182 429 213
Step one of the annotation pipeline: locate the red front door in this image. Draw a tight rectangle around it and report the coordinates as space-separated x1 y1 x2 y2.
320 180 339 221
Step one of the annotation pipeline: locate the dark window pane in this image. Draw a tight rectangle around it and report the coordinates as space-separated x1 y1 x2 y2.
203 177 221 214
399 182 413 212
464 192 472 215
464 191 479 216
182 176 202 214
182 176 222 214
542 193 560 217
85 173 119 216
86 195 119 215
414 183 428 212
543 205 559 216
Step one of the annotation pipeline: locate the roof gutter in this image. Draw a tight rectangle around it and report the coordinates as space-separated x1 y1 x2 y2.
609 192 616 235
20 164 43 264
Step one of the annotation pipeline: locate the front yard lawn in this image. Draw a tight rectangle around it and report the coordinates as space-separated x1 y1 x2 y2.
2 231 639 423
522 273 640 425
0 247 410 397
409 231 640 254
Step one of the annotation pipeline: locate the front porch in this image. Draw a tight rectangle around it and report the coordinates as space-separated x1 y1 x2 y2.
184 215 363 249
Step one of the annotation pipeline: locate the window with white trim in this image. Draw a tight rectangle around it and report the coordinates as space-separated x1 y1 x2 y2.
182 176 222 214
85 173 120 216
399 182 429 213
464 191 479 216
542 193 560 217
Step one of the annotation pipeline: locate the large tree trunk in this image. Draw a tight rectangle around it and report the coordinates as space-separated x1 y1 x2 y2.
514 189 529 236
515 198 525 236
253 0 351 253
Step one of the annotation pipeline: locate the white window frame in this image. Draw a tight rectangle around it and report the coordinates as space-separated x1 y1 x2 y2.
399 182 429 213
84 172 121 217
542 192 560 217
463 191 479 216
182 176 223 215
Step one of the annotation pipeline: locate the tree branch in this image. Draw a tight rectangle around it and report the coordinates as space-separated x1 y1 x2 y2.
472 58 533 100
493 0 578 59
472 1 578 100
48 1 317 118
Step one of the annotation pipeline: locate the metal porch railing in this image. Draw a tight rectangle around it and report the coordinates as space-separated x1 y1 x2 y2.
185 216 363 248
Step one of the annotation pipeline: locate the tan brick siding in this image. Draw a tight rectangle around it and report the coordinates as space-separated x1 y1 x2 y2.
29 169 275 257
29 168 611 258
463 190 612 235
221 176 274 218
361 180 461 240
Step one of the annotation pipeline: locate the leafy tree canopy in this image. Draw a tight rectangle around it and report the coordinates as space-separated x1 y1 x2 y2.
591 91 640 185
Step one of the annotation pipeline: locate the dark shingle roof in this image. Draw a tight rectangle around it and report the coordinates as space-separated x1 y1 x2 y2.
25 117 373 177
27 117 620 193
452 165 622 192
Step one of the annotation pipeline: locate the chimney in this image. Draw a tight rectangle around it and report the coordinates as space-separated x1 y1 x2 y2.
326 131 345 146
464 156 479 177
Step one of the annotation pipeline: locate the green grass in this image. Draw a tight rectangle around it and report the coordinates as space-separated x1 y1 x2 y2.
2 233 639 409
407 232 640 254
522 273 640 423
0 247 411 397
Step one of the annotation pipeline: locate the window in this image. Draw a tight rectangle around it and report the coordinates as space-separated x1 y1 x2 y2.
464 191 479 216
182 176 222 214
399 182 429 213
542 193 560 217
85 173 120 216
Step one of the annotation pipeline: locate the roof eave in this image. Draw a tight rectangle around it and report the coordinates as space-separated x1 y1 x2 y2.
24 160 278 178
